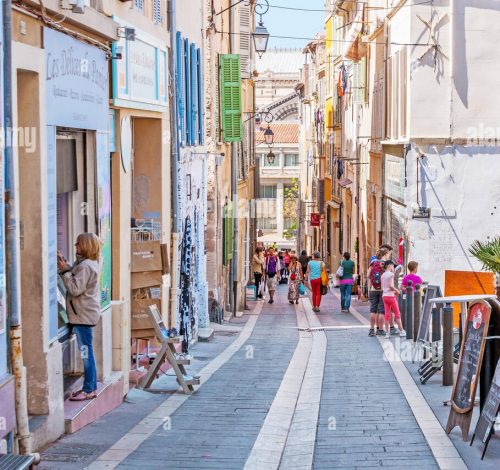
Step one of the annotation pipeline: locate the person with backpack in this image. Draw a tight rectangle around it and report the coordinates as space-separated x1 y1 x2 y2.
306 251 327 312
265 248 281 304
367 247 391 336
338 252 355 312
381 261 406 337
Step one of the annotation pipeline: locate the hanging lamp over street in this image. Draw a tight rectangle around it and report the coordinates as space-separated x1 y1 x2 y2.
264 125 274 146
266 149 276 165
253 21 269 58
253 0 270 58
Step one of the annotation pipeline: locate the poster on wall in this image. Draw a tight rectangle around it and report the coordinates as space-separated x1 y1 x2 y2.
96 132 111 310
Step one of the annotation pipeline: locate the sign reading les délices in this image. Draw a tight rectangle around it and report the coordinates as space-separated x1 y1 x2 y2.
45 27 108 130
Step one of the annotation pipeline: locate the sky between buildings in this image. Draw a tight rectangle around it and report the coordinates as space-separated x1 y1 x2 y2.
261 0 326 49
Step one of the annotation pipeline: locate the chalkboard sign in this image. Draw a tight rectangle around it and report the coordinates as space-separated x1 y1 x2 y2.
446 300 492 440
472 360 500 456
417 285 442 343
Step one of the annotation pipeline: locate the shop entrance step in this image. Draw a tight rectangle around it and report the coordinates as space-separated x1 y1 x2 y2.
64 372 124 434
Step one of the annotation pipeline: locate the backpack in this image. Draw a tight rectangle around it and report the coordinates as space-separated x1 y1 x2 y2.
370 260 385 290
266 256 278 277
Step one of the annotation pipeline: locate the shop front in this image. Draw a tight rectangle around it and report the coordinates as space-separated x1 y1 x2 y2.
110 18 171 371
383 146 407 263
42 27 114 400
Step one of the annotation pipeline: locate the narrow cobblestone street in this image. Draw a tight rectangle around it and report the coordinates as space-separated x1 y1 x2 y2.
37 287 472 469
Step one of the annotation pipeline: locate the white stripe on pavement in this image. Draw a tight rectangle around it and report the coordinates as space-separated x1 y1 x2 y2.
279 298 326 469
244 300 313 470
332 291 467 470
86 301 264 470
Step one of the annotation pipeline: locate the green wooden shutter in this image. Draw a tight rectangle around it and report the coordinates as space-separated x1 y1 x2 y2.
220 54 242 142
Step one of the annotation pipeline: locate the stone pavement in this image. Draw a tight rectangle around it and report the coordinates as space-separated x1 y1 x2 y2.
39 286 470 469
314 321 438 467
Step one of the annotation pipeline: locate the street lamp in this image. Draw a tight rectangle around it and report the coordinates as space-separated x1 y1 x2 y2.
263 125 274 146
253 0 270 58
266 149 276 165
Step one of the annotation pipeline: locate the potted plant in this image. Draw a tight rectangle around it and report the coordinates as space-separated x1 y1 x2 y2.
469 237 500 301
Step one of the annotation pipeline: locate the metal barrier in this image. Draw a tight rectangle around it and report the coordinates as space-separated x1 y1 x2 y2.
131 219 162 241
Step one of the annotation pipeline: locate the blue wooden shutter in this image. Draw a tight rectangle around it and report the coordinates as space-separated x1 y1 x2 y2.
190 43 198 146
176 32 185 147
184 39 191 145
197 48 203 145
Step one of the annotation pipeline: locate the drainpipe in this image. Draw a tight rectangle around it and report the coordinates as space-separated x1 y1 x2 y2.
229 5 239 316
231 142 239 317
168 0 180 327
3 0 33 458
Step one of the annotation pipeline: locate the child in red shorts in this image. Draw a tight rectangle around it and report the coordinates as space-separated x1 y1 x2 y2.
381 261 406 337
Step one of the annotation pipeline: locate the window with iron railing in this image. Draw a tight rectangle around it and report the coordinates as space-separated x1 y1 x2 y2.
135 0 144 12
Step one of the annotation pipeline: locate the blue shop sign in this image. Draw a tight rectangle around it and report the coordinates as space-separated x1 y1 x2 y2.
45 27 108 130
112 17 168 111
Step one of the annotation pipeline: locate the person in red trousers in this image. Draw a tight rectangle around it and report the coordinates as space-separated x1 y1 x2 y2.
306 251 326 312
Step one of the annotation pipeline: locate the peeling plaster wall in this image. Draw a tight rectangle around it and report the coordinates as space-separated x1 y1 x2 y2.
406 144 500 288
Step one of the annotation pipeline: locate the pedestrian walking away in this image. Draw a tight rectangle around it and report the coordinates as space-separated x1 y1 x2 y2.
252 247 265 299
299 250 310 278
265 248 281 304
287 254 302 304
367 246 391 337
337 251 355 312
306 251 327 312
57 233 101 401
381 260 406 337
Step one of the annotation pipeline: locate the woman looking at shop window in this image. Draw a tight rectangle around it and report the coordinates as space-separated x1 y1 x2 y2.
58 233 101 401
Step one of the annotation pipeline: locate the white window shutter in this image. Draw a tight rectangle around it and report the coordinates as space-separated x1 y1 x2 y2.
239 2 251 79
353 61 361 104
360 57 367 103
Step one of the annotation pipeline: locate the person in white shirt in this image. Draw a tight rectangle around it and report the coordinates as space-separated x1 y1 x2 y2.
381 261 406 337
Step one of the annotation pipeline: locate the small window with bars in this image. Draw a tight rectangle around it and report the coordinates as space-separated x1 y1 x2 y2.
135 0 144 12
153 0 162 24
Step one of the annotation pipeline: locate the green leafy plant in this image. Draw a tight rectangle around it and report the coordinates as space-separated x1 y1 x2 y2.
469 236 500 300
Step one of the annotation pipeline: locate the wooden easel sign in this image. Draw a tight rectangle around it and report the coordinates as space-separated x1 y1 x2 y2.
138 305 200 395
446 299 492 441
471 359 500 459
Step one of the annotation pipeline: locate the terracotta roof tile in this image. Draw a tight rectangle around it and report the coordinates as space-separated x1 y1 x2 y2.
256 123 299 144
